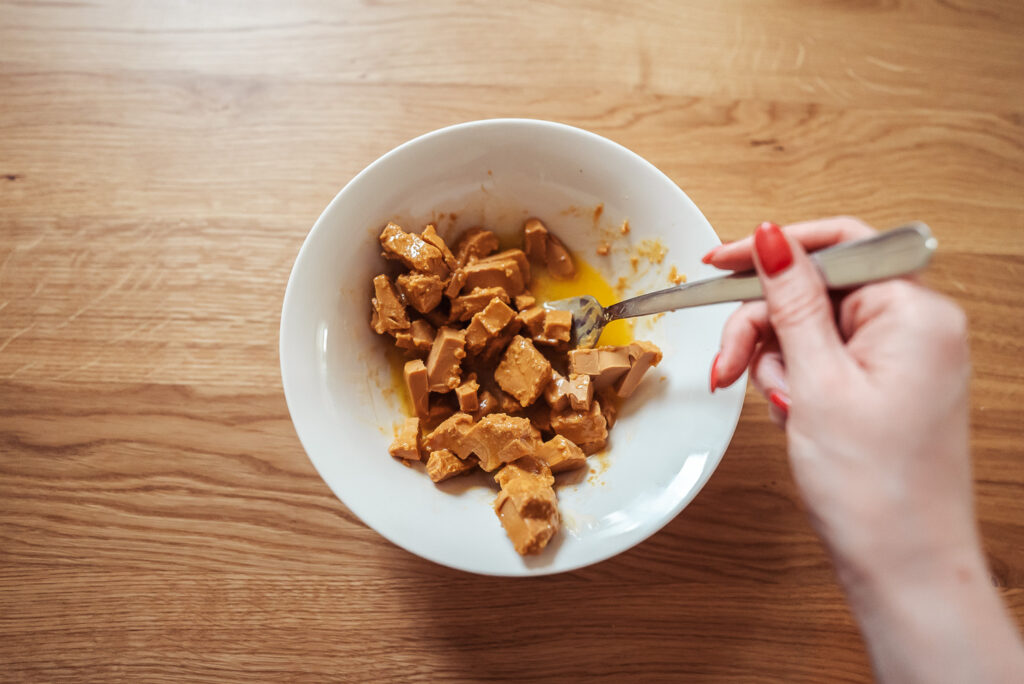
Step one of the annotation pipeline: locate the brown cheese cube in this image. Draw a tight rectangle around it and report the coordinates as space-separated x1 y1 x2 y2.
544 371 571 411
474 390 500 420
568 346 631 389
517 306 546 337
450 286 510 321
550 402 608 455
454 227 500 266
421 224 458 270
466 413 542 471
493 457 556 519
465 298 517 353
523 218 549 262
455 374 480 413
424 412 476 459
425 327 466 392
444 268 467 298
379 222 449 278
566 373 593 410
461 253 526 296
403 360 430 417
541 309 572 343
545 232 576 280
425 449 476 483
493 456 559 555
396 273 444 314
494 335 553 407
514 293 536 310
535 435 587 473
614 341 664 398
495 493 558 556
394 319 436 353
388 417 421 461
522 218 574 279
370 274 409 335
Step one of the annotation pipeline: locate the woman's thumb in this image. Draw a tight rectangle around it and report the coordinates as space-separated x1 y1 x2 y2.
752 222 845 378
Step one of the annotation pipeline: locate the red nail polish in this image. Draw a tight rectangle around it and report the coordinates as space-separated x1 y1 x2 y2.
754 221 792 276
768 390 790 415
701 245 721 264
709 352 720 393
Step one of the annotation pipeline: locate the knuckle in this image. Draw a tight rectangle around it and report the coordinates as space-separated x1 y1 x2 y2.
769 283 832 331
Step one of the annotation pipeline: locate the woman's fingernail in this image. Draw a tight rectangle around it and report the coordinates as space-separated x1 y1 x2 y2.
754 221 792 276
709 352 721 393
701 245 722 264
768 390 791 415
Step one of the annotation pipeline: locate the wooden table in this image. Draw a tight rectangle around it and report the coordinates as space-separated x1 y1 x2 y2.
2 1 1022 680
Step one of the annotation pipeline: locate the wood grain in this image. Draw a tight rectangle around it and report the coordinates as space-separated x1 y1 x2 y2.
1 0 1022 681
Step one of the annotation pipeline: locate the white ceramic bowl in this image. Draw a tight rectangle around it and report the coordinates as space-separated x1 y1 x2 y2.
280 119 745 576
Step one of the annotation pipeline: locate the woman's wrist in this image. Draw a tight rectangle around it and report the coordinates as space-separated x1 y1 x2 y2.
832 539 1024 682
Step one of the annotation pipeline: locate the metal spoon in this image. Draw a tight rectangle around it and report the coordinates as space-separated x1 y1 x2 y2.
543 222 937 349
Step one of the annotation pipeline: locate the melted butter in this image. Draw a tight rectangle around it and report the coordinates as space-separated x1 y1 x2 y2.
530 257 633 347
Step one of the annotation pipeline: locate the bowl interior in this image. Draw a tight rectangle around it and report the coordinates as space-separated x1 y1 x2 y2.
280 120 746 576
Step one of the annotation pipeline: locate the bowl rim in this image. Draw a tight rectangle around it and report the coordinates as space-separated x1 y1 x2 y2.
279 118 744 576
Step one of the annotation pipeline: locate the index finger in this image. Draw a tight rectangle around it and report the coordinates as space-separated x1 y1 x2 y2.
705 216 877 271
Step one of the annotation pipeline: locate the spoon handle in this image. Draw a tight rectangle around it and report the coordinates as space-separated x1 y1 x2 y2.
604 222 936 322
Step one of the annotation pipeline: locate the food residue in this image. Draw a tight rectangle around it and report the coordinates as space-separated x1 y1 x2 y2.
620 220 630 235
370 217 663 557
636 239 667 265
593 203 604 224
668 265 686 285
596 241 611 256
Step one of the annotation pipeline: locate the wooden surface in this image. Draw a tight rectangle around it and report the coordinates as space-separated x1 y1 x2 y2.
2 1 1023 681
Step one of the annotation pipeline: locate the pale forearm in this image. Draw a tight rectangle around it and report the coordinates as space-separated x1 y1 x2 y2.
839 546 1024 683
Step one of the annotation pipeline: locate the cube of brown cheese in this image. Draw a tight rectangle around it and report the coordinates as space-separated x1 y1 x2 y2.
494 335 552 407
388 417 421 461
379 222 449 278
535 435 587 473
465 298 518 354
394 319 436 354
455 374 480 413
426 449 477 483
454 227 500 266
396 273 444 314
493 456 559 555
421 224 458 270
425 327 466 392
568 346 631 389
466 413 542 471
424 412 476 459
403 359 430 417
460 250 529 296
566 373 593 410
614 341 664 398
370 274 409 335
493 457 557 519
550 401 608 455
450 286 510 322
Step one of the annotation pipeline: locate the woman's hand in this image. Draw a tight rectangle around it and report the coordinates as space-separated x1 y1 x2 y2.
707 217 974 575
707 217 1023 682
